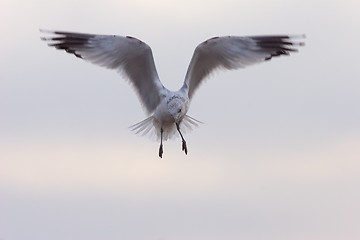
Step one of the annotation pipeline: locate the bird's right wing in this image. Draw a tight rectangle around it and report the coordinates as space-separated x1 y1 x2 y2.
41 30 166 114
183 35 305 99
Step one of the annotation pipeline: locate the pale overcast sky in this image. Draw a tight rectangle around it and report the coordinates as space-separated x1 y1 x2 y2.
1 0 360 240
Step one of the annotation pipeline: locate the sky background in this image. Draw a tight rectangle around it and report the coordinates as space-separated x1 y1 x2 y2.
1 0 360 239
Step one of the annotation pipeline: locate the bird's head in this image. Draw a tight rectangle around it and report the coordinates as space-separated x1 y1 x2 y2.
167 95 187 122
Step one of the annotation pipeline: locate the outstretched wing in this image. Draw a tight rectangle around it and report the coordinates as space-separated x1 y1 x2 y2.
183 35 305 99
41 29 166 114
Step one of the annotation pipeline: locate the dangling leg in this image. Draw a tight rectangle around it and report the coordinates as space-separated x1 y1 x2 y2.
176 123 188 155
159 128 164 158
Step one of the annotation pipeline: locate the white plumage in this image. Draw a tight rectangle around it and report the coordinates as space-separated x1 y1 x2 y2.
41 30 304 158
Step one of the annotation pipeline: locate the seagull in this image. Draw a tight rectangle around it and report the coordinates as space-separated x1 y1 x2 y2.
40 29 305 158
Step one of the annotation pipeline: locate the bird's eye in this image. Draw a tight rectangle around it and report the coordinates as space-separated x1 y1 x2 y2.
178 109 182 113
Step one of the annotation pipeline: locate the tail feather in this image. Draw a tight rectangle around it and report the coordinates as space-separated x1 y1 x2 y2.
129 116 154 136
129 115 203 141
180 115 203 133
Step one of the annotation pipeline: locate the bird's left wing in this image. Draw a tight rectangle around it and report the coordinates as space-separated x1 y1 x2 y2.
41 30 166 114
183 35 305 99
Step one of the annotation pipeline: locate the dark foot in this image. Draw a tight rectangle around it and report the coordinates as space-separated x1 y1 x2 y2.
182 140 188 155
176 123 188 155
159 127 164 158
159 144 163 158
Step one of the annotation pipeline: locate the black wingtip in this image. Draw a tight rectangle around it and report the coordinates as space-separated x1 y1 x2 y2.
253 34 305 60
40 29 91 59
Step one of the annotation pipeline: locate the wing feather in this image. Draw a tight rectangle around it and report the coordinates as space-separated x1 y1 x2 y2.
41 29 166 114
183 35 305 99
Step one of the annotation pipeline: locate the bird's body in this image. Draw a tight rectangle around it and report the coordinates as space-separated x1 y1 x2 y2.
41 30 304 158
150 90 190 139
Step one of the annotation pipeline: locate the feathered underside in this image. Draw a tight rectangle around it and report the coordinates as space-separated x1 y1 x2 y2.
183 35 305 99
40 29 166 114
129 115 203 141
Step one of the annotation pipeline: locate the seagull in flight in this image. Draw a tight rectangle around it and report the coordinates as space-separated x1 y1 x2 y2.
41 30 304 158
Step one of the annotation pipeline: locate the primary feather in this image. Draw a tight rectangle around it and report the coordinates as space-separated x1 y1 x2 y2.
40 29 166 114
182 35 305 99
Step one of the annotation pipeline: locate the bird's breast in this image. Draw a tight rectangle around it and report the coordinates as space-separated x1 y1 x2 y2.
153 100 175 124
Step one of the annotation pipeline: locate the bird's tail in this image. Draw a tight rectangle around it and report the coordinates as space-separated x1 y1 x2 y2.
180 115 203 134
129 115 203 141
129 116 154 136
